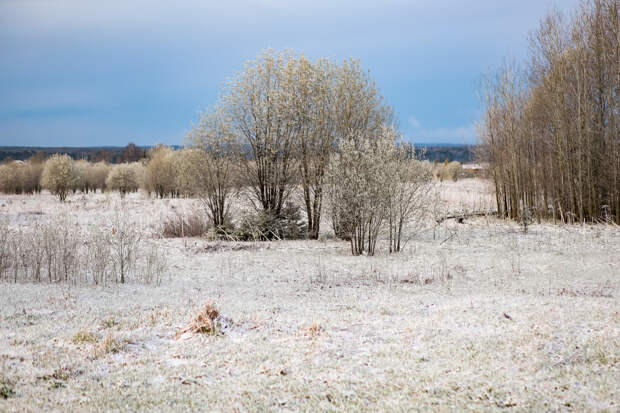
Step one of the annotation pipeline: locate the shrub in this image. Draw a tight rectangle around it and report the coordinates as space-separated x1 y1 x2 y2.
106 163 139 198
184 108 240 227
86 161 111 193
73 160 91 193
0 218 11 280
0 163 16 194
109 212 140 284
0 214 166 286
41 154 77 201
23 160 43 194
327 127 395 255
143 145 177 198
0 160 43 194
438 161 461 182
235 202 306 241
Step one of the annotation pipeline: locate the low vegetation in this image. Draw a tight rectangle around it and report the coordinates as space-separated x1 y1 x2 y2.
0 213 166 285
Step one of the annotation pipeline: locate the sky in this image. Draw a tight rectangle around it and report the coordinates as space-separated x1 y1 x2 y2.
0 0 582 147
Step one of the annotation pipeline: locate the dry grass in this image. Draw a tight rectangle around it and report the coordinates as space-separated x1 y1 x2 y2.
71 330 98 344
176 302 221 339
300 322 324 339
93 334 125 358
160 209 208 238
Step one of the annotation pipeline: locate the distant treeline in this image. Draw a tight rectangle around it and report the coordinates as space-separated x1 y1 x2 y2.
0 143 474 164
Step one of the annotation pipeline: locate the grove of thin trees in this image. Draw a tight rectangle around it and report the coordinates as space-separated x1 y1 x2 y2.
479 0 620 224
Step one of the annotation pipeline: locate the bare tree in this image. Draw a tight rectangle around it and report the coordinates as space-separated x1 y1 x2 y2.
328 126 397 256
480 0 619 224
387 142 434 253
184 107 239 228
224 50 298 216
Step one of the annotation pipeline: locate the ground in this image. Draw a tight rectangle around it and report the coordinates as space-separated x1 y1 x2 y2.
0 179 618 412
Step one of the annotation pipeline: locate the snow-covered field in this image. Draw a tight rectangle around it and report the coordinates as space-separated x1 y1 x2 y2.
0 179 618 411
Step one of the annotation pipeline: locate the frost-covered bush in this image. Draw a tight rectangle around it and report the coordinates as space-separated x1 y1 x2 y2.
106 163 140 198
328 127 396 255
0 215 166 286
86 161 111 193
41 154 77 201
328 127 434 255
143 145 178 198
235 202 307 241
73 160 90 193
184 108 240 228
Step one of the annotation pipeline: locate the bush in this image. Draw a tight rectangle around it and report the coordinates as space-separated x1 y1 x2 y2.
73 160 90 193
327 128 395 255
86 161 111 193
143 145 177 198
41 154 77 201
0 163 17 194
106 163 140 198
0 160 44 195
0 215 166 285
235 202 306 241
23 161 44 194
438 161 461 182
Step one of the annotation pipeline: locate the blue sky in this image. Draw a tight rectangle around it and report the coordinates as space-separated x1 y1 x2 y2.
0 0 581 147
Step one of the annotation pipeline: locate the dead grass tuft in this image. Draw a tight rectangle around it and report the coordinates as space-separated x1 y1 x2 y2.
176 302 221 339
71 329 98 344
94 334 125 358
301 322 324 338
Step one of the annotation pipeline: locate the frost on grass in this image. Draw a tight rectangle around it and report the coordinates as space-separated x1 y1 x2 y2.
0 189 618 411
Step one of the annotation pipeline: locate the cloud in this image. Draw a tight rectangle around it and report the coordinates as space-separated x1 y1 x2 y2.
408 116 421 129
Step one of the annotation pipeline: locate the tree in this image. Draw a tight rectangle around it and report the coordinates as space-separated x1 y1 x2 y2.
291 56 392 239
387 142 434 253
86 161 111 193
224 50 298 217
144 145 177 198
328 126 397 256
479 0 620 224
106 163 139 198
212 50 392 239
184 107 239 228
122 143 143 163
41 154 77 201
